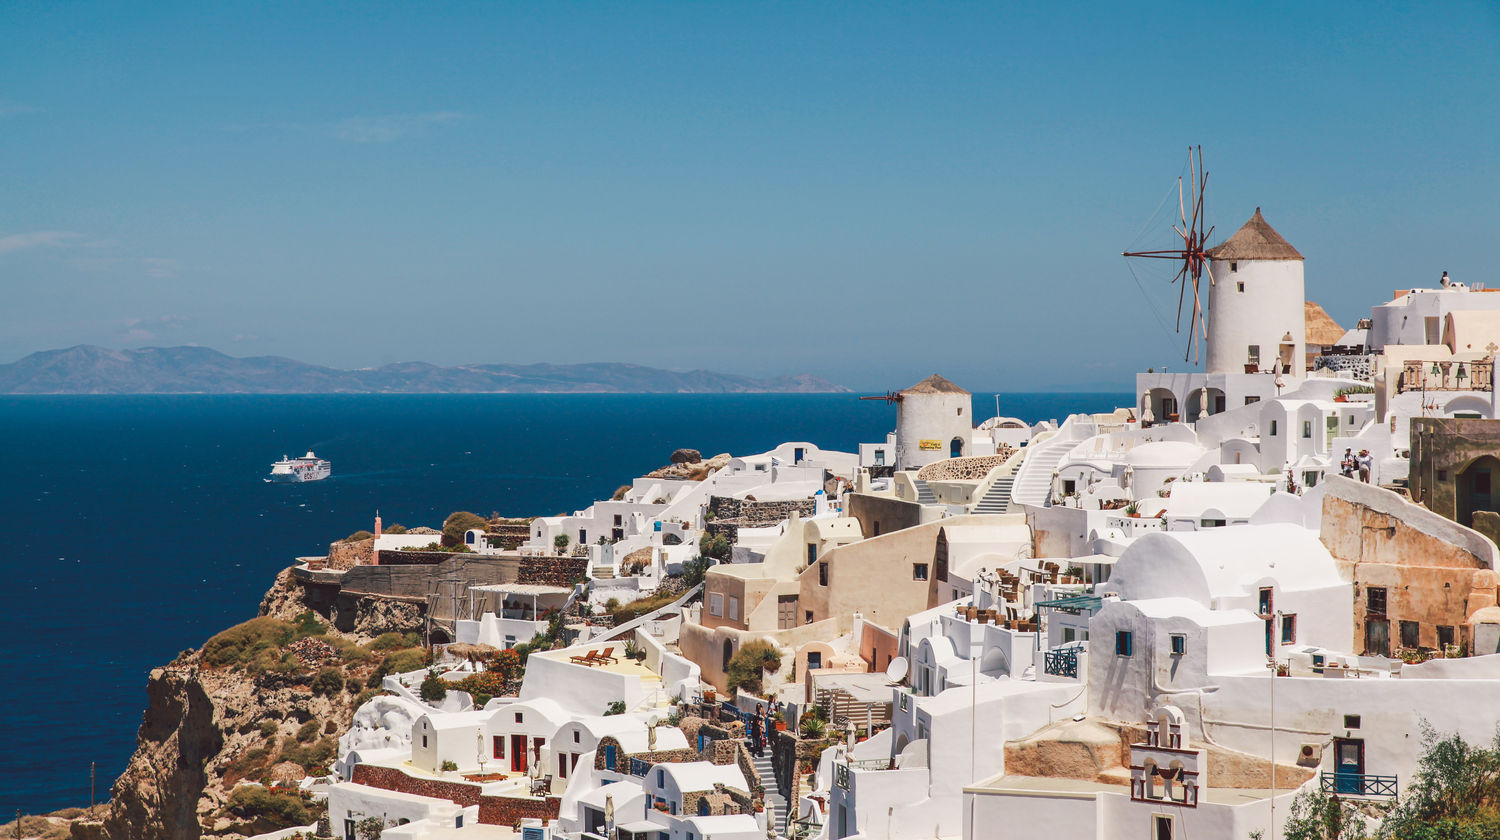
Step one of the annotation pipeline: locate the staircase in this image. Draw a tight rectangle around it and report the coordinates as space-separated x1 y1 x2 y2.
752 749 789 836
1010 421 1094 508
972 475 1016 514
913 479 937 504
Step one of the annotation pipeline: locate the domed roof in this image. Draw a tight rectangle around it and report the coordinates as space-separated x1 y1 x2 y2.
1206 208 1303 261
1126 441 1205 468
902 374 969 396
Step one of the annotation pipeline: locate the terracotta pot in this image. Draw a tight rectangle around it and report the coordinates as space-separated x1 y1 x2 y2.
775 720 787 731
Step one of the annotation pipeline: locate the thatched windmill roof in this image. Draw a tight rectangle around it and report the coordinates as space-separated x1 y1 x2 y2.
903 374 969 395
1206 208 1304 261
1305 302 1345 346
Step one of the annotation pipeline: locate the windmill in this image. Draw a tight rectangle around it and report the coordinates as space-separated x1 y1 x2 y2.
1123 146 1214 364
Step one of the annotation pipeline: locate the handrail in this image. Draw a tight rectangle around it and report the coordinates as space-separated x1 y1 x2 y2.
1320 771 1397 798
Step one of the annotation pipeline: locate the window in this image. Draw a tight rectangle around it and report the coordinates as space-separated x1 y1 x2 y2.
1258 587 1273 616
422 735 428 748
874 449 885 466
1170 634 1186 655
805 610 814 624
728 596 740 620
1230 261 1238 273
873 520 881 537
1154 814 1174 840
1245 396 1261 405
1115 631 1133 656
573 730 580 743
913 563 929 581
1400 620 1420 648
709 593 723 616
579 529 587 544
1344 714 1362 730
1270 420 1278 436
1438 469 1449 481
515 712 523 723
819 561 828 586
1201 518 1226 528
1281 614 1297 644
494 736 505 759
613 514 622 526
1237 281 1245 292
1063 479 1076 495
559 753 568 779
794 447 805 463
657 768 664 786
1367 586 1387 616
808 544 818 567
1349 414 1357 425
1303 421 1312 439
604 744 617 769
1248 345 1261 365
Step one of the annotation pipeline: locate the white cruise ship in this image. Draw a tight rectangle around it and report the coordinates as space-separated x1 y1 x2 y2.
266 451 332 483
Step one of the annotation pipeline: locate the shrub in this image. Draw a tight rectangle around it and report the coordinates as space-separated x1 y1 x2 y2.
258 720 279 738
608 591 678 624
698 532 731 561
612 484 631 501
343 530 374 542
280 737 337 771
326 636 372 665
441 760 458 772
799 715 826 738
681 555 713 588
442 511 489 544
368 648 429 687
369 632 420 651
554 534 571 551
295 721 320 743
726 640 782 693
488 648 522 680
311 667 344 697
204 618 294 668
419 670 448 702
355 816 387 840
604 701 626 716
384 523 407 534
452 671 507 707
225 786 310 831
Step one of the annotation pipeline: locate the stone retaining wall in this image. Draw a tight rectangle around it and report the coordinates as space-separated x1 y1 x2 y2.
915 450 1015 482
518 555 589 587
350 764 561 827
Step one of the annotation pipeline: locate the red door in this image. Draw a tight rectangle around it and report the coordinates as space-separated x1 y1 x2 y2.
511 734 527 773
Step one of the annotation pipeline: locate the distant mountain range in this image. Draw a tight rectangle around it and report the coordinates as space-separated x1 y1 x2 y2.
0 345 850 394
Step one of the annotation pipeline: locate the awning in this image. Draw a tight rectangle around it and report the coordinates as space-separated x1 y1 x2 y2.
617 820 664 835
1033 595 1104 614
469 584 572 596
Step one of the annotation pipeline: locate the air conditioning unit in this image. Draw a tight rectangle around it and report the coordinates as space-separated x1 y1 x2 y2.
1297 743 1323 767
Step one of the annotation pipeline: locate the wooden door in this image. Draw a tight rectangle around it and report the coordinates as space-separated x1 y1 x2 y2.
778 596 797 630
1365 619 1390 657
1333 738 1365 793
511 734 527 772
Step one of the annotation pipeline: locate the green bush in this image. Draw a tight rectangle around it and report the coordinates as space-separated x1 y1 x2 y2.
441 760 458 772
355 816 387 840
369 632 420 651
295 721 320 743
258 720 279 738
203 618 294 668
681 556 713 588
554 534 571 551
384 523 407 534
698 532 731 561
799 715 826 738
280 737 337 771
604 701 626 716
725 640 782 694
609 591 678 624
443 511 489 544
344 530 374 542
225 786 310 831
311 667 345 697
420 670 448 702
368 648 428 687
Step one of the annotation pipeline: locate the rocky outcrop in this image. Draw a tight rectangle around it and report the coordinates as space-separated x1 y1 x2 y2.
96 566 431 840
671 448 703 464
646 453 731 480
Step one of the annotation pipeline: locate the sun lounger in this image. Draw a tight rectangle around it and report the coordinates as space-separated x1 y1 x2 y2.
595 646 618 664
569 649 601 665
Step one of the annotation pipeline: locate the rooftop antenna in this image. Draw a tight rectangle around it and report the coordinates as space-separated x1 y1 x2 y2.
1123 146 1215 364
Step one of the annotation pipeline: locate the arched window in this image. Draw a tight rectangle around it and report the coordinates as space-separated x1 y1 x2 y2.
699 798 711 816
950 437 964 458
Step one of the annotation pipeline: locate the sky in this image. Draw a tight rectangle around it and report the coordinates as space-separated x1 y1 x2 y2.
2 2 1497 391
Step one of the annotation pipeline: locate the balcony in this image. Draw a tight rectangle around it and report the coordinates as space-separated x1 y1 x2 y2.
1320 772 1397 798
1043 647 1079 679
1398 360 1492 394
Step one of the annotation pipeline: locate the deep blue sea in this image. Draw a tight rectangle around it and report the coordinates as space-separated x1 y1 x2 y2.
0 392 1128 814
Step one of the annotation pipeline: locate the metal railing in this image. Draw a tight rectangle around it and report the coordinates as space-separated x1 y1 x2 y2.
1043 647 1080 678
1320 772 1397 798
629 757 651 778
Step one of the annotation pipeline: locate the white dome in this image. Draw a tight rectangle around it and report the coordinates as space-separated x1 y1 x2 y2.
1126 441 1205 469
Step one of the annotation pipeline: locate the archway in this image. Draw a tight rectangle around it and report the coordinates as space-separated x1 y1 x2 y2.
950 437 964 458
1145 388 1178 425
1458 456 1500 527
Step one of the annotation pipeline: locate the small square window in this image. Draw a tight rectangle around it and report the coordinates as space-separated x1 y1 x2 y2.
515 712 524 724
1344 714 1361 730
1438 469 1448 481
913 563 929 581
1170 634 1186 655
1115 630 1133 657
1230 262 1238 273
1237 281 1245 292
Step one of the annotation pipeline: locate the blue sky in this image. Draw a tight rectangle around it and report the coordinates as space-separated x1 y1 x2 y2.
2 2 1496 390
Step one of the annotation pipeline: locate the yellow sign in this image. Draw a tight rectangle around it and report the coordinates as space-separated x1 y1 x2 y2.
919 439 942 451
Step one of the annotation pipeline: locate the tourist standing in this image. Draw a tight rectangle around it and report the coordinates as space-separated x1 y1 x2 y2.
1341 448 1356 478
1357 449 1373 483
750 704 764 757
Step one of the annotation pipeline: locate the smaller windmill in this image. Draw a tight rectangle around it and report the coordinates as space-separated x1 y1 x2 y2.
1123 146 1214 364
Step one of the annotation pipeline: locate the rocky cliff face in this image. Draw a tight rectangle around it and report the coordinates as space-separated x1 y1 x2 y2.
92 568 426 840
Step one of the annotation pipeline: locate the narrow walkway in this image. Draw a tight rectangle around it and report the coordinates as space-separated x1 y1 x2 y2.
751 743 788 836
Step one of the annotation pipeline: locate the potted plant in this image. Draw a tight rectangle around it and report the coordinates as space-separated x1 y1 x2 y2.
773 710 787 732
703 687 716 703
1124 501 1140 518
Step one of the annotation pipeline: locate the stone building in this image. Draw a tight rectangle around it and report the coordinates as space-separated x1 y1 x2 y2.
1409 417 1500 528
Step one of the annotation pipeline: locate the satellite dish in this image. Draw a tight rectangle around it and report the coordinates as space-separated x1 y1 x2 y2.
885 656 909 684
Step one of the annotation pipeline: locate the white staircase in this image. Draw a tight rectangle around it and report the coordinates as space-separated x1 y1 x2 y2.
1010 421 1094 508
913 479 937 504
972 475 1016 514
752 750 788 835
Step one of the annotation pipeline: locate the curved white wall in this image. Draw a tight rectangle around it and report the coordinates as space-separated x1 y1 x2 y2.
1206 258 1305 377
896 392 972 469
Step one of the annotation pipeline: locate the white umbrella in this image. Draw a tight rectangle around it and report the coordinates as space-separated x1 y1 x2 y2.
1199 389 1209 417
1141 393 1155 425
605 793 615 836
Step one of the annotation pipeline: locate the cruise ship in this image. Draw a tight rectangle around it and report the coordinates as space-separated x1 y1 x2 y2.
266 451 331 483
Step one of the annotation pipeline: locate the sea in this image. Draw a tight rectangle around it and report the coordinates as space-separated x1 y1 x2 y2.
0 392 1129 815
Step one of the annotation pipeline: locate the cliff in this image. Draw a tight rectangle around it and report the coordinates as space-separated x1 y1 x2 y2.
84 568 428 840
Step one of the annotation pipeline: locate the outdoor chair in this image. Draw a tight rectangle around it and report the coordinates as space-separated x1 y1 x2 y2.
596 646 619 664
569 649 601 665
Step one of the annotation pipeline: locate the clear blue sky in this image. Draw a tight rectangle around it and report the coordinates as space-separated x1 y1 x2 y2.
3 2 1496 391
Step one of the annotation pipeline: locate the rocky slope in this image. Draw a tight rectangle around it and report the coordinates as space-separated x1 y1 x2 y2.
84 568 427 840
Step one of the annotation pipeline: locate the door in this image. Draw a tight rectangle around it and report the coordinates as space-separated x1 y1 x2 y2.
1365 619 1390 657
345 820 356 840
778 595 797 630
511 734 527 772
1334 738 1365 793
